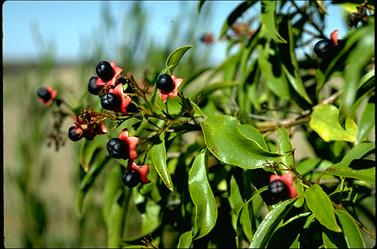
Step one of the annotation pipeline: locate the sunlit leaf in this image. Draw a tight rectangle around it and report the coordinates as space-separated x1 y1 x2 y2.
161 45 192 75
177 231 192 248
201 114 281 169
188 149 217 240
304 184 341 232
309 104 357 143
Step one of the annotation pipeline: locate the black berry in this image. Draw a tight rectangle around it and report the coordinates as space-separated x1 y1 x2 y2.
269 180 289 202
88 76 102 95
101 93 120 110
68 126 82 141
313 39 333 59
96 61 115 82
107 138 129 159
156 74 174 93
37 87 51 102
122 170 140 188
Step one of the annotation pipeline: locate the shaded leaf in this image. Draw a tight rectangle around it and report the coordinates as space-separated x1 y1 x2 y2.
103 166 123 226
342 26 374 115
107 190 127 248
249 199 294 248
257 43 290 99
304 184 341 232
201 114 281 169
77 152 110 214
150 132 173 191
356 102 375 144
309 104 357 143
188 149 218 240
322 142 375 184
335 209 365 248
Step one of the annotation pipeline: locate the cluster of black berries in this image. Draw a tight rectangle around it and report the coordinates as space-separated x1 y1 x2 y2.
87 61 134 115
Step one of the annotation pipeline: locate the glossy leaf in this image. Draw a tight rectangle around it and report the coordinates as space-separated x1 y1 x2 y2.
356 103 375 144
238 124 268 150
201 115 281 169
249 199 294 248
188 149 217 240
309 104 357 143
304 184 341 232
323 142 375 184
260 1 287 43
150 132 173 191
161 45 192 75
177 231 192 248
335 209 365 248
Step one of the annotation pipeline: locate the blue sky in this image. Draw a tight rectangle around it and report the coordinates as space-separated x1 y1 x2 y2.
3 1 347 64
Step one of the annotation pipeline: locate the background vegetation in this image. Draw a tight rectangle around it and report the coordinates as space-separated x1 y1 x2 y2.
4 1 375 248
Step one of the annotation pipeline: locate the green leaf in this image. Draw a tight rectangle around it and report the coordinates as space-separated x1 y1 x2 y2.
343 26 374 115
309 104 358 143
107 190 127 248
150 132 173 191
257 43 290 100
322 142 375 184
177 231 192 248
249 199 294 248
335 209 365 248
260 1 286 43
188 149 218 240
103 166 123 226
280 18 312 104
238 124 268 150
304 184 341 232
79 137 105 172
322 228 347 249
229 176 253 244
161 45 192 75
277 128 293 167
77 152 110 214
356 103 375 144
201 115 281 169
